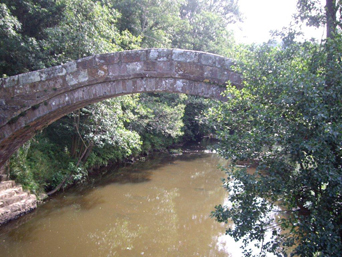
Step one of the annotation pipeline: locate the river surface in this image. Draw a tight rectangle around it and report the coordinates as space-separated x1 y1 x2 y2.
0 144 276 257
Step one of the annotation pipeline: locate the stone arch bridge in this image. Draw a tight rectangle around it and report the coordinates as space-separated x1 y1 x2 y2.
0 49 241 170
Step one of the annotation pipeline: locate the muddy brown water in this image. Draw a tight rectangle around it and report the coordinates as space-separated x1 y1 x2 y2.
0 144 280 256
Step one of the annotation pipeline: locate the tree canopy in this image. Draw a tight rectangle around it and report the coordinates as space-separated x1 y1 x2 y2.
211 0 342 256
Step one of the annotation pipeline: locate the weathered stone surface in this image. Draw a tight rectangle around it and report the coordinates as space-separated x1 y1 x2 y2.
122 50 147 63
172 49 199 63
95 52 121 65
2 75 19 88
0 49 241 171
148 48 172 61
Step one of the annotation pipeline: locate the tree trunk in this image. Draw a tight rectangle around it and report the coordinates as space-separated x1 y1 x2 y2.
325 0 337 87
326 0 337 40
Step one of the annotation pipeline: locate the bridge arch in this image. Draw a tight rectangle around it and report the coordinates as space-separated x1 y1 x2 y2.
0 49 241 169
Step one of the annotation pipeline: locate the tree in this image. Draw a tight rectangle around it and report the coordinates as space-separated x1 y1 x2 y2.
0 0 140 77
1 0 65 39
296 0 341 39
112 0 241 52
12 96 144 194
0 1 64 76
182 96 220 141
172 0 240 54
123 93 186 153
112 0 184 48
211 1 342 256
0 3 24 76
42 0 140 65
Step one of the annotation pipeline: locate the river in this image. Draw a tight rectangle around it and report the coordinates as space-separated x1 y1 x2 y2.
0 143 278 257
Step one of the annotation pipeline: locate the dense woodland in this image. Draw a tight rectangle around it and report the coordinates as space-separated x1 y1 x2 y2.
1 0 342 256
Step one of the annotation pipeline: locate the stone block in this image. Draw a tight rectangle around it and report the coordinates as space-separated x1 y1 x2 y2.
143 61 157 71
1 75 19 88
19 71 40 85
63 61 77 74
175 62 204 79
221 58 235 70
96 52 121 65
203 66 219 80
88 65 108 80
114 81 123 94
156 61 175 74
77 56 97 69
122 80 133 93
172 49 199 63
199 53 219 66
66 69 89 86
173 80 185 93
125 62 143 74
229 72 242 85
148 49 172 61
122 50 147 63
39 65 66 81
108 64 122 77
218 70 230 83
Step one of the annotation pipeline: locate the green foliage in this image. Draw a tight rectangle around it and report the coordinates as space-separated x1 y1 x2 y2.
296 0 334 28
9 136 72 194
1 0 65 39
211 37 342 256
112 0 185 48
173 0 240 54
112 0 240 52
82 98 142 167
122 93 186 152
0 0 140 77
0 3 43 76
9 141 38 193
41 0 140 65
211 2 342 254
182 96 220 141
45 96 142 168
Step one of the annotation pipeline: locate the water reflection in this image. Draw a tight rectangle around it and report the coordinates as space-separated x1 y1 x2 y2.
88 220 146 256
0 147 279 257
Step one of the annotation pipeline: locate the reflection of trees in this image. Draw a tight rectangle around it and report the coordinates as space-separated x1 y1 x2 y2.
87 187 180 256
88 219 145 256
